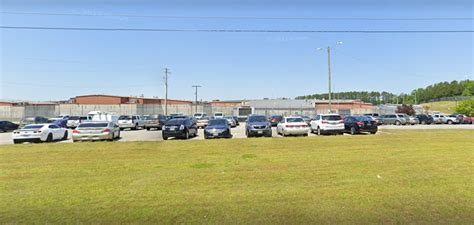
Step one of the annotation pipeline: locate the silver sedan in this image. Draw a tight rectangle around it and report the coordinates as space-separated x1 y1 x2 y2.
72 121 120 142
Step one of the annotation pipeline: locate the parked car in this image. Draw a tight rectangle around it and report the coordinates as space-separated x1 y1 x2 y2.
162 118 198 140
204 118 232 139
363 113 383 125
19 116 49 127
87 111 119 123
269 115 283 127
118 115 145 130
66 116 88 129
432 114 460 124
193 112 207 120
0 121 19 132
196 117 210 128
397 113 419 125
343 116 378 135
310 114 344 135
72 121 120 142
381 114 407 125
300 115 312 125
232 116 240 126
245 115 272 137
461 115 474 124
143 114 167 131
277 117 309 137
13 124 68 144
48 118 68 128
449 114 465 124
415 114 433 125
224 116 237 128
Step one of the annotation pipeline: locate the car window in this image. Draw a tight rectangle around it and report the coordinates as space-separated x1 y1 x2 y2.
286 118 304 123
78 123 109 128
49 125 59 129
119 116 132 120
322 115 342 121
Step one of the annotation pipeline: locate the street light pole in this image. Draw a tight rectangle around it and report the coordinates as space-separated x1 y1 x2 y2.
192 85 201 114
163 68 171 115
317 41 342 113
327 46 332 112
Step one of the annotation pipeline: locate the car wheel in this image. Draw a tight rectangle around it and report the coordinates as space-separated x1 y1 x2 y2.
395 121 401 126
370 131 377 134
62 131 68 140
303 133 308 137
350 127 357 135
447 120 453 125
163 136 168 140
46 133 53 142
317 127 321 136
184 131 189 139
246 130 250 138
13 140 20 144
146 127 151 131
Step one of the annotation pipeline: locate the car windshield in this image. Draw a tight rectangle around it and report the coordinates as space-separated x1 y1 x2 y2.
248 116 267 122
68 116 80 120
166 119 185 126
119 116 132 120
208 119 227 126
144 115 158 120
286 118 304 123
354 116 371 122
23 125 43 129
78 123 108 128
322 115 342 121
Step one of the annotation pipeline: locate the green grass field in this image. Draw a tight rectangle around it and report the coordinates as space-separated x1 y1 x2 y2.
421 101 458 114
1 130 473 224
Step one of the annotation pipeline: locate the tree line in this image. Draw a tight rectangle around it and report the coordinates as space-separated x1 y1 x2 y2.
295 80 474 105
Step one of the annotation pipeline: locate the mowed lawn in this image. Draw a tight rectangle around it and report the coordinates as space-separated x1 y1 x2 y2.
1 130 473 224
421 101 458 114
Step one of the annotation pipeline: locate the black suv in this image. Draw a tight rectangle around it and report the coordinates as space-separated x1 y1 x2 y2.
415 114 433 125
246 115 272 137
162 118 198 140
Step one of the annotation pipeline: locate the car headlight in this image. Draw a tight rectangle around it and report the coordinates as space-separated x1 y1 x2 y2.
179 125 185 130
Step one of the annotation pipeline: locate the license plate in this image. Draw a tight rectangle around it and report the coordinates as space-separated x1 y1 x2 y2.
21 134 30 137
258 131 263 134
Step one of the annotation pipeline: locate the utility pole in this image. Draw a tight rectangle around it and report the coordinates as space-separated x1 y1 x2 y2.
327 46 332 113
192 85 201 114
163 68 170 115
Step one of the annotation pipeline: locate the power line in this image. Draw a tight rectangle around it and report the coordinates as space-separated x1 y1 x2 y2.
1 26 473 33
1 11 473 21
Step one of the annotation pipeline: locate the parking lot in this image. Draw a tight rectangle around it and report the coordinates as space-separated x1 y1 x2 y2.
1 123 473 145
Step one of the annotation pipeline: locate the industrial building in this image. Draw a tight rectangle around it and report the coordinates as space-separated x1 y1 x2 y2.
0 94 378 121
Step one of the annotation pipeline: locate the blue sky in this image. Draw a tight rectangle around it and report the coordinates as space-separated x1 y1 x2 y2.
1 0 473 101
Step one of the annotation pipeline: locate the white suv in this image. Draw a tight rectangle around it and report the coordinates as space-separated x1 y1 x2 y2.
310 114 345 135
118 115 145 130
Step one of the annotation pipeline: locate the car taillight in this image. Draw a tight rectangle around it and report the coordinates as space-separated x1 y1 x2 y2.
102 128 111 133
73 130 80 134
321 120 328 124
286 125 295 128
302 124 308 127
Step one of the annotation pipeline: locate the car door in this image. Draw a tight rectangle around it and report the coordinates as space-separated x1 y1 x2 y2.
48 125 59 140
